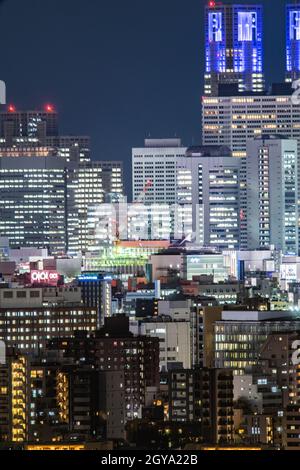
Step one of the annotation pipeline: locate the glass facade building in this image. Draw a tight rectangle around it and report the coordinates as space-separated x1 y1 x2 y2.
132 140 241 249
0 156 67 255
214 317 300 374
245 136 298 255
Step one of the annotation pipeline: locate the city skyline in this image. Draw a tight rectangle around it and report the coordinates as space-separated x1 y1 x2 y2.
2 0 300 455
0 0 292 195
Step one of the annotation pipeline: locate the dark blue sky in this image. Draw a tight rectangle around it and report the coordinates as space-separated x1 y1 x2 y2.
0 0 289 191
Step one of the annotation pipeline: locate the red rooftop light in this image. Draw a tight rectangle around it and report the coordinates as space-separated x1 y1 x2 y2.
45 104 54 112
7 104 16 113
209 1 216 7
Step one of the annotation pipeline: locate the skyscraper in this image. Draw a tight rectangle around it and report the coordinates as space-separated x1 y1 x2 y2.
0 106 58 144
286 3 300 83
245 136 298 255
132 139 241 249
0 106 125 255
0 155 68 255
202 94 300 157
97 161 124 203
204 2 264 96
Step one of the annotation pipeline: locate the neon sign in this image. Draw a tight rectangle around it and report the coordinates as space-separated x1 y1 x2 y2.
31 270 59 285
78 275 99 282
78 274 113 282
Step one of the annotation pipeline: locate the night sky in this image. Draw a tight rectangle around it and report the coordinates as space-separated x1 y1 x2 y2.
0 0 289 192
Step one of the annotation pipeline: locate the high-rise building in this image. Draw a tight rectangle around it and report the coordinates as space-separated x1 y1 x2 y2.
0 106 59 145
71 162 104 253
130 317 192 372
245 136 298 254
46 136 91 162
214 310 300 374
77 272 112 326
132 139 241 249
168 368 234 444
0 155 68 255
202 94 300 158
0 287 98 352
257 332 300 449
204 2 264 96
98 161 124 203
286 4 300 83
0 106 125 255
132 139 187 204
0 153 105 255
48 316 160 421
0 349 126 443
284 406 300 450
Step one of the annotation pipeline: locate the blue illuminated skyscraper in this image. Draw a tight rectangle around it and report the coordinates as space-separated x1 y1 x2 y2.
286 3 300 83
204 2 264 96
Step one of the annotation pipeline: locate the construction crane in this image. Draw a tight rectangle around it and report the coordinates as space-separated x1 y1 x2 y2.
134 179 153 205
114 180 153 246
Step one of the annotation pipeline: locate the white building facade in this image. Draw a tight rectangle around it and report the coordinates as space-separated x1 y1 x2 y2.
132 139 242 250
202 95 300 158
245 136 298 254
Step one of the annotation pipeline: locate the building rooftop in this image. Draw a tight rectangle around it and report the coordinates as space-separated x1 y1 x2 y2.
221 311 300 322
144 138 182 148
185 145 232 158
254 134 292 141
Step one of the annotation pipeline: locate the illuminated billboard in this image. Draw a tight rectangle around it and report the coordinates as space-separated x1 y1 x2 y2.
31 270 59 286
208 12 223 42
186 254 227 282
238 12 257 42
280 264 297 282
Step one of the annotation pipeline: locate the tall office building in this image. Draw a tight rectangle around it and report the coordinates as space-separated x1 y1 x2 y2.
46 136 91 162
204 2 264 96
71 162 104 253
0 151 101 255
0 287 98 352
98 161 124 203
77 272 112 326
245 136 298 255
132 139 241 250
0 155 68 255
202 94 300 157
0 106 58 144
132 139 187 204
214 310 300 374
0 106 125 255
286 4 300 83
0 107 93 164
68 161 124 252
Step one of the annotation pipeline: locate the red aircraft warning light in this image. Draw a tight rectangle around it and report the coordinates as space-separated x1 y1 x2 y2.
7 104 16 113
208 1 216 8
45 104 54 112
